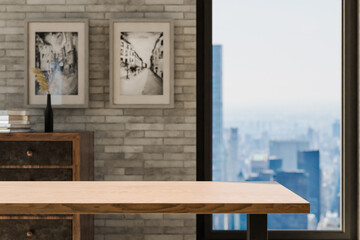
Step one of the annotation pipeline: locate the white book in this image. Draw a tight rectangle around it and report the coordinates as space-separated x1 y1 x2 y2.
0 121 30 125
0 129 32 133
0 115 30 121
0 123 31 129
0 110 29 116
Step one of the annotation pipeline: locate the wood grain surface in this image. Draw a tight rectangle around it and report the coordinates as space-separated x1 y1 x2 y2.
0 132 94 240
0 132 82 141
0 181 309 214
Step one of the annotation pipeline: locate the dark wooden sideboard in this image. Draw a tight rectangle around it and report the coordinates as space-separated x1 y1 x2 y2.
0 132 94 240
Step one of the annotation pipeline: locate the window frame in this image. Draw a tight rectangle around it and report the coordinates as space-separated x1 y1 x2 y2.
196 0 358 239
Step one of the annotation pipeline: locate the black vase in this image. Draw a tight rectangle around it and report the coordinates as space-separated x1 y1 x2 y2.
44 94 53 132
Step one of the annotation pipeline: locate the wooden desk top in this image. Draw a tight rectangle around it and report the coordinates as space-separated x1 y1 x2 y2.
0 181 309 214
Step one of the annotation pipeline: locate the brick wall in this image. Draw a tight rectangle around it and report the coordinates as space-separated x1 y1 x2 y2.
0 0 196 239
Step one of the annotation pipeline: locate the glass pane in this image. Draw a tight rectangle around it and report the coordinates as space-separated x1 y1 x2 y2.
212 0 342 231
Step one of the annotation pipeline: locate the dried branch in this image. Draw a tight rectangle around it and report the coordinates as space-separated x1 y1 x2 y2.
31 68 49 94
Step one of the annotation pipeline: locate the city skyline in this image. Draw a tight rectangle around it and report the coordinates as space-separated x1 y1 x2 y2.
212 44 341 230
212 0 342 231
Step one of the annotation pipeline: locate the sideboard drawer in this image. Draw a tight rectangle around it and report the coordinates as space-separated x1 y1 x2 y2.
0 219 72 240
0 169 73 181
0 132 94 240
0 141 72 166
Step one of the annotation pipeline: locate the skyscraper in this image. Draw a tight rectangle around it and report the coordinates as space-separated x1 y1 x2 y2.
269 140 309 170
212 45 223 182
250 154 268 174
270 171 308 229
227 128 239 181
269 157 282 173
212 45 225 230
297 150 321 223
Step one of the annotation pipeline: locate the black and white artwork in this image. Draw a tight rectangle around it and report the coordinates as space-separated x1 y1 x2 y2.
110 20 173 108
35 32 78 95
119 32 164 96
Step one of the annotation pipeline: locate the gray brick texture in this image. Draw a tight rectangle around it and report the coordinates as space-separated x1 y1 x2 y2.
0 0 196 239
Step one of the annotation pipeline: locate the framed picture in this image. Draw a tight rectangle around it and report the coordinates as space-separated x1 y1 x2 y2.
25 19 89 108
110 19 174 108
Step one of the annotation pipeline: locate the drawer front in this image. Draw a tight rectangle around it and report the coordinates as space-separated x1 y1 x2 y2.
0 219 72 240
0 141 72 166
0 169 73 181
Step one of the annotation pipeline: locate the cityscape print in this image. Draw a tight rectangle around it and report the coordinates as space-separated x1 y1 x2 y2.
212 45 341 230
119 32 164 96
35 32 78 95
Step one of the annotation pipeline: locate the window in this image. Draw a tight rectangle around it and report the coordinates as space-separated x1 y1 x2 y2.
196 0 358 239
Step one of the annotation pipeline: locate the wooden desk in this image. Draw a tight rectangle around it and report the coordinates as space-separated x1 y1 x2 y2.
0 181 309 240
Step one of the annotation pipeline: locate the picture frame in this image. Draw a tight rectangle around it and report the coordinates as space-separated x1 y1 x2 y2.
24 19 89 108
109 19 174 108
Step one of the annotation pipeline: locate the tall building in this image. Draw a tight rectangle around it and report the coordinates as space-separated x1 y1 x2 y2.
269 157 282 173
227 128 239 181
297 150 321 223
307 127 318 149
269 140 309 170
269 171 308 229
212 45 223 181
250 154 268 174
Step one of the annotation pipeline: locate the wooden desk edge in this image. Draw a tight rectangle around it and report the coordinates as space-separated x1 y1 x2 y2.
0 203 310 214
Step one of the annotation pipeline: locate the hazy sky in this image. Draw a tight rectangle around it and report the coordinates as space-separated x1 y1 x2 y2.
213 0 342 118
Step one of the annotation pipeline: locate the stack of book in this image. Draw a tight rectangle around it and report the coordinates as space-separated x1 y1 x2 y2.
0 110 31 133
